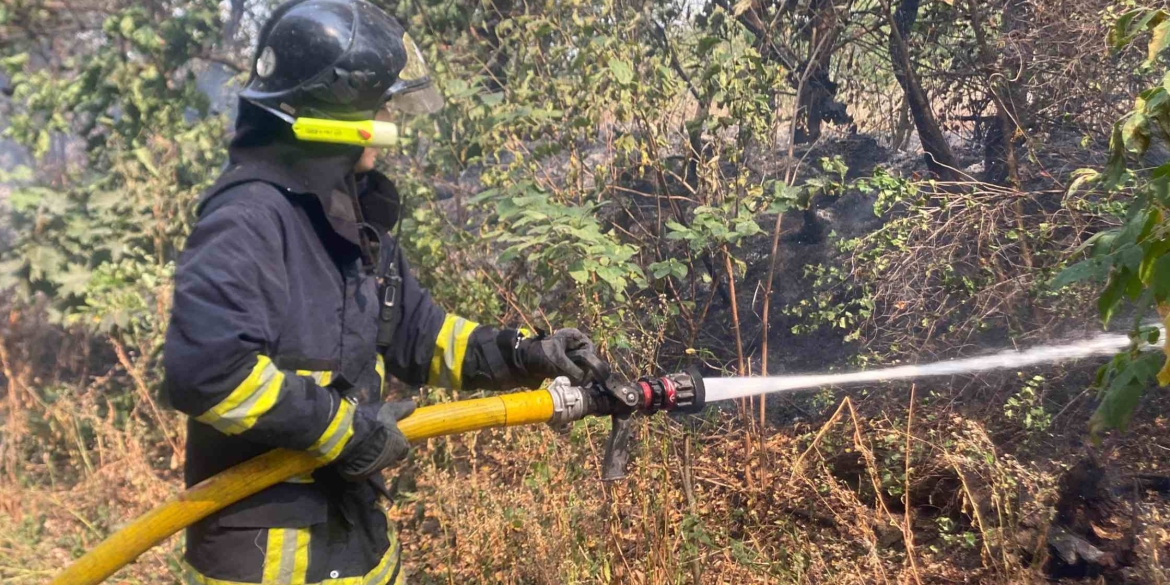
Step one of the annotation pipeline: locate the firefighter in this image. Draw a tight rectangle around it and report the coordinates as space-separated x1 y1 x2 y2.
163 1 609 583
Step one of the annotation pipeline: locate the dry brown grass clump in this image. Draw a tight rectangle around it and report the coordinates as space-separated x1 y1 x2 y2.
392 396 1082 584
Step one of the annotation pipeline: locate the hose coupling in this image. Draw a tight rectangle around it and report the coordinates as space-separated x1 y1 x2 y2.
546 376 590 428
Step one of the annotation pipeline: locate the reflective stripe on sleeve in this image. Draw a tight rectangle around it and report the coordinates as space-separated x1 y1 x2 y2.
375 354 386 399
279 369 338 483
295 370 334 387
195 355 284 435
307 397 355 463
427 315 478 389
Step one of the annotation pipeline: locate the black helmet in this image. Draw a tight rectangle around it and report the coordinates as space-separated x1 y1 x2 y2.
240 0 442 122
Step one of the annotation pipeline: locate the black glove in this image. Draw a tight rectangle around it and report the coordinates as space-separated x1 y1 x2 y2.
335 400 415 482
517 328 611 386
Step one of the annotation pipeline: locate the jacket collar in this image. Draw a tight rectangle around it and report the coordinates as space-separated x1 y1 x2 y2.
203 99 366 246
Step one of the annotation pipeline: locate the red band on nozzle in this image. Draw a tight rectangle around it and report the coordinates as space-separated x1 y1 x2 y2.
638 381 653 410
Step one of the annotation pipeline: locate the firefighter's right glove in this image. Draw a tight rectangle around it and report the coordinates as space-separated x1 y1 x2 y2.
516 328 611 387
335 400 415 482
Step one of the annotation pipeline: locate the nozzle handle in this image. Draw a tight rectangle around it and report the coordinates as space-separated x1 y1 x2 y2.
601 412 633 481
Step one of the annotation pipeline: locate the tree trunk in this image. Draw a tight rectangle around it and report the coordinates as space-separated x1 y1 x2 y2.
984 0 1029 187
724 0 851 143
795 0 849 143
222 0 245 48
885 0 959 180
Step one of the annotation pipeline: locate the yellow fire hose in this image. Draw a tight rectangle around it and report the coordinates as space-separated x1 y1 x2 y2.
50 389 555 585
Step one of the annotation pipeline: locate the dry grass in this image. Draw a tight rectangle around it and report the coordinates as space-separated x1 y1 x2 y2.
388 393 1072 584
0 447 183 584
4 374 1170 584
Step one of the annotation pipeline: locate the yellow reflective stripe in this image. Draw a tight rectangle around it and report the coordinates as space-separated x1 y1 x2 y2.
196 356 284 435
427 316 455 386
260 528 310 584
427 315 478 389
308 398 355 463
291 528 310 584
375 354 386 399
283 369 338 483
295 370 335 387
261 528 285 583
450 318 476 389
182 529 400 584
363 531 401 585
389 550 405 585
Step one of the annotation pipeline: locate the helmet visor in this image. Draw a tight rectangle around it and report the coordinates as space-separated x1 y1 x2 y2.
385 82 444 115
383 32 443 115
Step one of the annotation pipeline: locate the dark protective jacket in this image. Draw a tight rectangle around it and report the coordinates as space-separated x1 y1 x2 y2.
164 101 526 585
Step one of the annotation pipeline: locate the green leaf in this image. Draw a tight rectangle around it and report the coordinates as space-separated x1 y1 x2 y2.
649 259 688 280
8 187 45 212
133 148 159 177
569 269 590 284
1098 271 1129 326
1111 9 1167 50
697 36 721 55
467 188 500 205
1051 257 1109 289
1091 352 1163 434
1118 244 1145 273
26 245 64 282
1140 86 1170 111
1103 124 1128 188
34 130 51 158
596 266 627 291
89 190 124 211
55 264 92 298
608 58 634 85
1122 112 1151 155
498 246 521 264
734 219 762 237
114 309 131 330
0 258 26 291
1118 208 1153 251
1153 255 1170 301
0 52 30 72
1150 20 1170 64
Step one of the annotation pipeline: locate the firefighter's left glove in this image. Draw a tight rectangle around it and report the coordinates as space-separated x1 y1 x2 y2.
335 400 415 482
517 328 611 387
